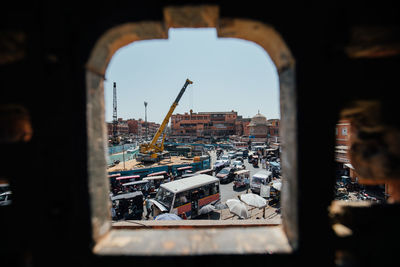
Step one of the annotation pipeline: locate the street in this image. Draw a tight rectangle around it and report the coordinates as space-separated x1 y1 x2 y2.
139 148 281 222
193 149 281 221
210 150 261 203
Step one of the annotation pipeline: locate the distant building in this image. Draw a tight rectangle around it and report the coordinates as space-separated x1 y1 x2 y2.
106 118 128 136
248 112 269 138
235 116 251 136
335 119 351 163
170 110 280 143
107 118 160 138
170 110 238 139
335 119 359 181
127 119 139 135
268 119 280 143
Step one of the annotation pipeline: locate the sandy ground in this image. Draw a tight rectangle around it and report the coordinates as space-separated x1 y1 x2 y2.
107 156 195 172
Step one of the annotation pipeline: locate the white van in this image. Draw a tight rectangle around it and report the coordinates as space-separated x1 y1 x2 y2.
250 170 272 194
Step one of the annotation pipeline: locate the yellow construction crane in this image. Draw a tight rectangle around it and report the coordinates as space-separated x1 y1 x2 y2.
138 78 193 162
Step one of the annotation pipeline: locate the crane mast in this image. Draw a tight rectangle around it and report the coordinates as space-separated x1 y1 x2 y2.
111 82 120 145
139 78 193 162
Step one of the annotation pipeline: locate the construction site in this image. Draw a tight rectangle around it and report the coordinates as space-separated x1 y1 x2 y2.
107 79 211 175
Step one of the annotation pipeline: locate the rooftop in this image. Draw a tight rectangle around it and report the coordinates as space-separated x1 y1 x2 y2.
161 174 219 193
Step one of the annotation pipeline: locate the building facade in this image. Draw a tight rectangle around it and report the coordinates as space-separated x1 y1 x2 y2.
248 112 269 138
235 116 251 136
335 119 351 163
106 118 129 137
107 118 160 138
268 119 280 142
334 119 359 182
170 110 238 138
170 110 279 142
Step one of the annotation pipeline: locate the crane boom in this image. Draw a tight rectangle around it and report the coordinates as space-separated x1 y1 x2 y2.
150 78 193 147
139 79 193 160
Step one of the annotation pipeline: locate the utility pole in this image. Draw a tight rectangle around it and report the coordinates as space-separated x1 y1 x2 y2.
144 101 148 141
112 82 118 140
122 143 125 170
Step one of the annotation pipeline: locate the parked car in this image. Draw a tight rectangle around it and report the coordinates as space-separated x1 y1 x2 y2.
220 155 231 166
232 160 245 170
234 151 244 159
216 167 237 183
213 160 226 173
235 156 244 163
227 152 236 159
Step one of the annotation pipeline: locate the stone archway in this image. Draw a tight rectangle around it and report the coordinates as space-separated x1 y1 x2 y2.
86 5 297 248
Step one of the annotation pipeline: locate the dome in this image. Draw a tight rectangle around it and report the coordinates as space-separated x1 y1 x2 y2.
248 112 268 127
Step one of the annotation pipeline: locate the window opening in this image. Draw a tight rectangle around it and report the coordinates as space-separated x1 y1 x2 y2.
104 28 281 223
333 103 389 204
331 99 400 264
86 7 297 254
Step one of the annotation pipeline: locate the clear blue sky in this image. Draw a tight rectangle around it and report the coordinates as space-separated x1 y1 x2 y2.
104 28 279 124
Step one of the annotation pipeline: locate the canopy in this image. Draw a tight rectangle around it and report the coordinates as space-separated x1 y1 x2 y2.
111 191 143 201
239 193 267 208
226 199 249 219
116 175 140 180
344 163 354 170
235 170 250 175
148 171 167 176
269 162 280 167
214 162 225 168
154 213 182 221
122 180 149 186
177 166 192 171
143 175 165 180
271 180 282 191
198 204 216 215
196 168 213 174
253 170 272 179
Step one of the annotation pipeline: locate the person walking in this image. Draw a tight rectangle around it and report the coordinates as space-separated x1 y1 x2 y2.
245 176 250 193
145 196 152 220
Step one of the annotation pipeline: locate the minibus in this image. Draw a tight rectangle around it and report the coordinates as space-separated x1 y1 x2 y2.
150 174 220 219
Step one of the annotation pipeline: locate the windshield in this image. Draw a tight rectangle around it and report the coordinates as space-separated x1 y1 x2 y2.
252 177 266 185
221 156 229 160
154 187 174 210
219 169 229 174
233 161 242 165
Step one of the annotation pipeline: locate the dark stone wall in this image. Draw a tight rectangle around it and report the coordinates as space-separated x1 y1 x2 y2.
1 2 399 266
